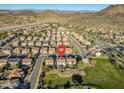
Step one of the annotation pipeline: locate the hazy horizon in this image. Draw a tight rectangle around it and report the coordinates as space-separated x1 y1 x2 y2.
0 4 110 11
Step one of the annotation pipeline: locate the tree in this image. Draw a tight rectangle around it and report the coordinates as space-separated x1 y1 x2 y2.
47 80 52 89
2 62 11 70
0 68 3 73
16 62 22 68
72 74 83 84
40 71 46 78
64 81 70 89
76 55 81 63
54 85 59 89
119 64 124 72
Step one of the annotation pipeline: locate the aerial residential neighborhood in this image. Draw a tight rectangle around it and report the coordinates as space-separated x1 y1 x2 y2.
0 4 124 89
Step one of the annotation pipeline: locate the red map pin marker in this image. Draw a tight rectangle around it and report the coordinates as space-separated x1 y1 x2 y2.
57 44 65 58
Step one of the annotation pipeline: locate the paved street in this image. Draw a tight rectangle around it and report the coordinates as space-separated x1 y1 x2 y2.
79 30 124 62
0 22 43 32
69 34 89 59
29 54 45 89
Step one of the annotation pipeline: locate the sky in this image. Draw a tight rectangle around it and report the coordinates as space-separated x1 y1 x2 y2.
0 4 110 11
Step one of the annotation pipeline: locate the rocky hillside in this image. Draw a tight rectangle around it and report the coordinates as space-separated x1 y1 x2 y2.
0 4 124 29
68 4 124 29
0 10 69 27
100 4 124 15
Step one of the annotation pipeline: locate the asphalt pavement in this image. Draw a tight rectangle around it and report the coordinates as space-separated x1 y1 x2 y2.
29 54 45 89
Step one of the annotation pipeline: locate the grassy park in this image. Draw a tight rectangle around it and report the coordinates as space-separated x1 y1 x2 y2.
83 58 124 89
44 58 124 89
44 74 73 88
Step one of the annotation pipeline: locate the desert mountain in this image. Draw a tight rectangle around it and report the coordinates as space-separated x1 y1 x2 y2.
0 9 69 27
68 4 124 28
0 5 124 28
99 4 124 16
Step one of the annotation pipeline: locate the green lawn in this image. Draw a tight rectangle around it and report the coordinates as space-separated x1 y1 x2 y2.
44 74 73 88
44 58 124 89
44 73 85 89
83 58 124 89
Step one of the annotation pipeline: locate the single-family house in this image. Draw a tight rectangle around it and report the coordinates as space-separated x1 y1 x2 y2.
66 58 77 67
8 68 24 79
28 41 34 47
31 47 39 55
21 58 32 67
49 48 55 55
2 48 11 56
45 57 54 67
65 48 72 54
20 41 27 47
12 41 19 47
35 41 42 47
42 48 48 55
0 58 7 67
12 48 21 56
21 48 30 55
57 58 66 68
8 58 20 67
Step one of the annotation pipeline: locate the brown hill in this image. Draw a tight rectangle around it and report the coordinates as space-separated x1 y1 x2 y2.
1 5 124 29
40 10 61 18
0 10 69 27
100 4 124 15
68 4 124 28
